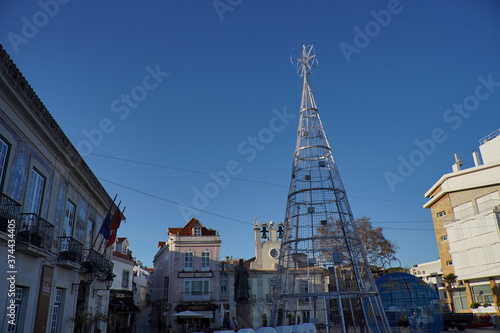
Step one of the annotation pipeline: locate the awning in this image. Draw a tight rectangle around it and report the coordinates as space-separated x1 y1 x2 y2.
172 310 205 318
110 298 141 313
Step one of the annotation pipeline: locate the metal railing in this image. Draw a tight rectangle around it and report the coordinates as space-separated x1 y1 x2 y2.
479 128 500 145
0 193 21 233
59 236 83 263
84 249 113 275
18 213 54 251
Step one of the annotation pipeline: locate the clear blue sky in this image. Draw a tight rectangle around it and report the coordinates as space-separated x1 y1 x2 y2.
2 0 500 269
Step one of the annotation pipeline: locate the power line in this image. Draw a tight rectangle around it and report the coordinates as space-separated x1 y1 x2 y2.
98 177 254 226
87 151 424 205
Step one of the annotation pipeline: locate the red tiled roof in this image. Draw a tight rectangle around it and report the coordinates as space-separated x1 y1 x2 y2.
113 251 133 261
168 218 216 236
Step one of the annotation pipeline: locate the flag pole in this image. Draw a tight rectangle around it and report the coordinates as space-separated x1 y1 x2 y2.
104 206 126 249
98 200 121 255
87 194 117 261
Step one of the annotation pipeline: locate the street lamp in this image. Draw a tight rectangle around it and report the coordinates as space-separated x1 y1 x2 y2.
71 264 96 294
93 272 115 297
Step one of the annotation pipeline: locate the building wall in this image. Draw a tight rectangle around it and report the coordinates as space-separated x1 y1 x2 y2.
153 219 221 331
410 260 445 300
0 45 115 332
424 131 500 316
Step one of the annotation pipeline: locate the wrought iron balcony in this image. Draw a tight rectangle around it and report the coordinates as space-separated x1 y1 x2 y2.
59 236 83 264
17 213 54 251
0 193 21 233
83 249 113 276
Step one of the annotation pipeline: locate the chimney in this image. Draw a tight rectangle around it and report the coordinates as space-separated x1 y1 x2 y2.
472 150 481 167
452 153 462 172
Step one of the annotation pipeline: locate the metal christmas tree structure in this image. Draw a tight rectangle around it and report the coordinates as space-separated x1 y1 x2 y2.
271 45 391 333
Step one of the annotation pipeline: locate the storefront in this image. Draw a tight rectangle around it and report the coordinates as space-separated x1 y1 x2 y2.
109 290 141 332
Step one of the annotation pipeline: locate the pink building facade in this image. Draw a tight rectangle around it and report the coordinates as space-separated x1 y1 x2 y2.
152 218 221 331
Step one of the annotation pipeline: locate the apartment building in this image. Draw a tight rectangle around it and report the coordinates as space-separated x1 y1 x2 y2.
152 218 221 332
424 129 500 315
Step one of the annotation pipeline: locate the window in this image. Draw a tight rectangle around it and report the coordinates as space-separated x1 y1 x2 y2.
164 277 169 301
441 235 448 241
122 270 130 289
453 288 468 312
472 285 494 303
63 200 76 237
446 260 453 266
0 137 10 189
193 226 201 236
220 280 228 294
437 211 446 218
299 281 309 302
84 218 95 250
184 279 210 298
201 251 211 270
7 287 25 333
184 251 194 270
26 169 45 215
50 288 64 333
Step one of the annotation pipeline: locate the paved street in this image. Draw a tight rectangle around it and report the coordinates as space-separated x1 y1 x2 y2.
133 306 159 333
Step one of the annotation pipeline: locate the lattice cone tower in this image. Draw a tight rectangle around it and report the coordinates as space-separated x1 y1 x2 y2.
270 45 391 333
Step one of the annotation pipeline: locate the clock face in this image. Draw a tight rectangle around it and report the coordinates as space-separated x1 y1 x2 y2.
269 248 280 259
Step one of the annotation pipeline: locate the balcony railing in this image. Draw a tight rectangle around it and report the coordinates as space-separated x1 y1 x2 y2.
83 249 113 275
0 193 21 233
17 213 54 251
59 237 83 264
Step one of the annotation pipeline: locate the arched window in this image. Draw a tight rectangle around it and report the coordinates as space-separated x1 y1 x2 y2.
277 224 284 239
260 224 269 239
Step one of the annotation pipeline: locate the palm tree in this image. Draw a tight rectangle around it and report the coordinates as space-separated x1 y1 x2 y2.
442 273 458 312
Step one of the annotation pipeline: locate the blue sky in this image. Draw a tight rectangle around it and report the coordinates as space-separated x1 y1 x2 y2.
2 0 500 269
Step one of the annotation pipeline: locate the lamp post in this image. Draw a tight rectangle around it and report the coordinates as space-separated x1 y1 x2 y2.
93 273 115 297
71 264 96 294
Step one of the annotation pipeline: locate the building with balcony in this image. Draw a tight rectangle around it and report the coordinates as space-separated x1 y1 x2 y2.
424 129 500 315
152 218 221 332
108 238 141 331
0 45 117 332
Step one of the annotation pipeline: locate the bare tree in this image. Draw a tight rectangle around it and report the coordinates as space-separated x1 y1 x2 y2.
355 216 399 268
316 216 399 269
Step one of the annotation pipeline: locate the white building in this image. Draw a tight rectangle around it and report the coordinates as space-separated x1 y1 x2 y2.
133 260 152 309
0 45 117 333
109 237 140 330
410 260 446 301
424 129 500 315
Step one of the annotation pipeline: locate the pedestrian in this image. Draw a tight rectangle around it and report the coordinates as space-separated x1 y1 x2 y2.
232 316 240 332
222 313 232 330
